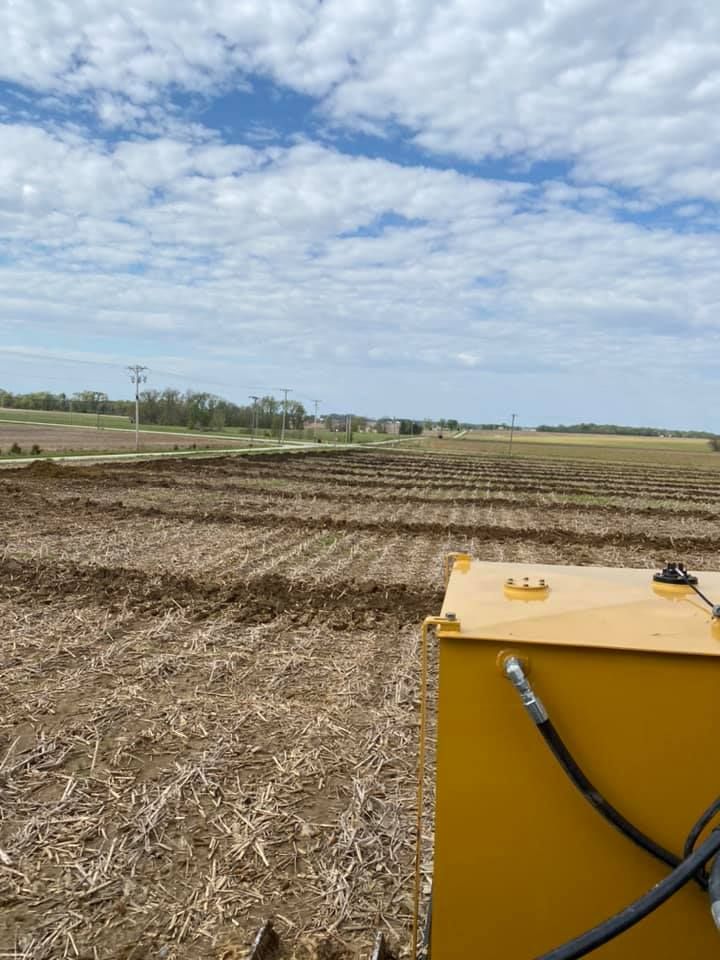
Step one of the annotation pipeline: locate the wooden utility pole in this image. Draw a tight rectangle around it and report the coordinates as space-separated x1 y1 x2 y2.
249 395 260 444
311 399 321 440
279 388 291 443
508 412 517 457
127 365 148 452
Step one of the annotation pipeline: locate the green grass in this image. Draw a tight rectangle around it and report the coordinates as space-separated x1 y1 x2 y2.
0 409 394 444
0 407 130 428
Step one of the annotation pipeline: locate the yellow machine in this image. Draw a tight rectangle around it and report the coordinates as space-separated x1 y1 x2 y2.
418 558 720 959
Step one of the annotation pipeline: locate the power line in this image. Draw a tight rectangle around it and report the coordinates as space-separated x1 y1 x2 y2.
0 349 121 370
0 348 343 416
0 348 269 394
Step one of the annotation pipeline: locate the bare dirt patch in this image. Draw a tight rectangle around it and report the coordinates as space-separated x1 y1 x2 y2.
0 422 232 454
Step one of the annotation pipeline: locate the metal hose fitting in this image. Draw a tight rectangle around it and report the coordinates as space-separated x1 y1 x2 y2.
503 656 548 724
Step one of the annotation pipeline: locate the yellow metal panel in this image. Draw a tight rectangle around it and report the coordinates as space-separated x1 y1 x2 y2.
431 561 720 958
439 561 720 656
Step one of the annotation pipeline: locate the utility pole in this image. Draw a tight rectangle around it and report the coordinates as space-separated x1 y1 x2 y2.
508 412 517 458
88 391 105 430
279 388 291 443
127 365 148 453
249 395 260 445
311 399 321 441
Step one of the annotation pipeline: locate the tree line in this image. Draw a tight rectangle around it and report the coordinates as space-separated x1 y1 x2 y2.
0 388 307 432
537 422 715 439
0 387 449 436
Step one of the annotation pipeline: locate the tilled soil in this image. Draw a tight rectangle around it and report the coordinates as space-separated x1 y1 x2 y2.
0 422 237 454
2 447 720 959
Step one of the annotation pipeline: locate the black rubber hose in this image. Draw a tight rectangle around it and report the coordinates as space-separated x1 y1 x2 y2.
537 719 707 890
708 854 720 931
685 794 720 858
536 829 720 960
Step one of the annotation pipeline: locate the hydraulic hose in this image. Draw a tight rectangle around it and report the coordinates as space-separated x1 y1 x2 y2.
709 854 720 931
537 717 695 882
685 794 720 859
502 658 705 889
536 829 720 960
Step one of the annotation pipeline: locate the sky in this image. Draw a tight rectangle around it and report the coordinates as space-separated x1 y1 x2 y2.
2 1 720 428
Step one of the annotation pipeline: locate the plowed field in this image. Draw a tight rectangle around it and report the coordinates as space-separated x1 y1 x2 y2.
0 422 235 454
2 448 720 959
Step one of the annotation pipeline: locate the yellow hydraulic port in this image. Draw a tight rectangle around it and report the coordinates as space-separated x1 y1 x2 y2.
427 560 720 958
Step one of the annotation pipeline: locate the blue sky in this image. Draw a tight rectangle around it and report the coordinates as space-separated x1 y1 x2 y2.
2 1 720 427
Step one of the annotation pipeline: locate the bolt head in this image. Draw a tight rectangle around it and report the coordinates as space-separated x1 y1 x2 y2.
445 612 457 620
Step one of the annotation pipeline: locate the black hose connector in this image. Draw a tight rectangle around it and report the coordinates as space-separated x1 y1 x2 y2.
537 829 720 960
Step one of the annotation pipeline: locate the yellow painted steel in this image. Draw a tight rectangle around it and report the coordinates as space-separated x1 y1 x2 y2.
429 560 720 958
412 615 459 960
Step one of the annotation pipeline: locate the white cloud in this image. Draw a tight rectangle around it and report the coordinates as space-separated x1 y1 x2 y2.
3 3 720 423
1 122 720 408
3 1 720 202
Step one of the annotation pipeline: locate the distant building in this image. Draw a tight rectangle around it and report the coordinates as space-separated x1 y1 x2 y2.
379 419 400 435
325 415 347 431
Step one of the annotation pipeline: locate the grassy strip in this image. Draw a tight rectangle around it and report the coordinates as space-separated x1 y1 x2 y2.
0 408 392 444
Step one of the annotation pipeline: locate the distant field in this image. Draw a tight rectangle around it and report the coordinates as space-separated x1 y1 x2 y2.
472 430 709 450
0 422 233 456
421 429 720 469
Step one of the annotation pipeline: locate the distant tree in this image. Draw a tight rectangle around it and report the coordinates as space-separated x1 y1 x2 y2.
285 400 307 430
399 419 422 435
209 407 226 431
539 422 715 438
